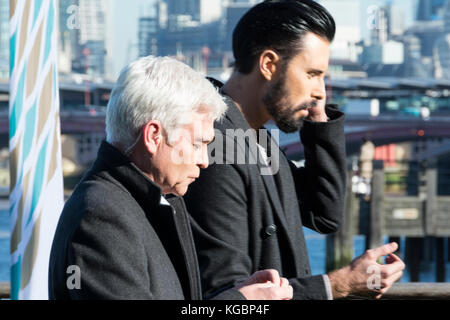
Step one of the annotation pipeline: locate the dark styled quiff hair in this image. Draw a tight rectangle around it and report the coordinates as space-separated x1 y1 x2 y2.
232 0 336 74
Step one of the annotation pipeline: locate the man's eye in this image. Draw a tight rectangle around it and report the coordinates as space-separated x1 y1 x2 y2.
193 144 201 150
308 71 323 77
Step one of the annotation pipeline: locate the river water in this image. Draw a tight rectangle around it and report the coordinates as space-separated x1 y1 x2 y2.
0 202 9 282
1 200 449 284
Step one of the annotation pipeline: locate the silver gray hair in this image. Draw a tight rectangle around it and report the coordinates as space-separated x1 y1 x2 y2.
106 56 227 151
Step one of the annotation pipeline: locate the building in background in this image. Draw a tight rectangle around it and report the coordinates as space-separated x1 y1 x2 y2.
74 0 111 77
358 2 405 77
137 0 235 75
357 0 448 79
55 0 112 77
402 34 432 78
0 0 9 79
3 0 449 81
433 1 450 79
369 2 389 44
404 0 447 59
167 0 201 22
57 0 77 74
388 3 405 38
224 0 260 52
417 0 446 21
361 41 404 65
167 0 221 26
406 19 444 58
138 16 159 58
318 0 363 80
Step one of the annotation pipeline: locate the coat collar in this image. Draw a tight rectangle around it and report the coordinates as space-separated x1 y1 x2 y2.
93 141 163 211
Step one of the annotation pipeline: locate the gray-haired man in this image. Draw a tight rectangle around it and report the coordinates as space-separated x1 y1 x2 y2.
49 56 293 300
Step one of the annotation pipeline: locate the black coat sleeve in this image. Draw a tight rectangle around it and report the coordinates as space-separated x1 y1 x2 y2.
292 107 347 234
185 161 253 299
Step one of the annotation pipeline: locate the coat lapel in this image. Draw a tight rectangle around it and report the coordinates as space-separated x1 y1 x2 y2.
220 98 290 234
266 133 312 274
217 85 302 273
167 196 203 300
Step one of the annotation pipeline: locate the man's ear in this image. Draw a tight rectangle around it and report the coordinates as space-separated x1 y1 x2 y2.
143 120 163 155
259 50 281 81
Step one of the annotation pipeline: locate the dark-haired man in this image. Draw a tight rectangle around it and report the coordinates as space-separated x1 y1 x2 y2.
184 0 405 300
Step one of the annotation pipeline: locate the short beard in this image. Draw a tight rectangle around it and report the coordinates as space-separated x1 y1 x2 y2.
263 75 317 133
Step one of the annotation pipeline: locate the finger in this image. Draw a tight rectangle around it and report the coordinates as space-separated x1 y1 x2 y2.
279 285 294 300
256 283 291 300
288 285 294 300
374 286 389 300
376 283 395 299
383 270 403 285
266 284 293 300
378 270 403 296
367 242 398 260
387 254 405 270
253 269 281 285
280 277 290 288
380 260 405 277
375 289 387 299
253 282 276 290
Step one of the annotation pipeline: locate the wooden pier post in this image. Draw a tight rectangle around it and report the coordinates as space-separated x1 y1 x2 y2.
448 237 450 262
406 237 422 282
436 237 446 282
424 160 446 281
326 169 355 272
367 160 384 251
423 237 432 265
425 160 437 236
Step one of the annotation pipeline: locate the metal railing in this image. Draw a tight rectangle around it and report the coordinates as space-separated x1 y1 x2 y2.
381 283 450 300
1 282 450 300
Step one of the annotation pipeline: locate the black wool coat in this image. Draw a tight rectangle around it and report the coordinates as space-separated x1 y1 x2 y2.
49 141 244 300
184 84 346 300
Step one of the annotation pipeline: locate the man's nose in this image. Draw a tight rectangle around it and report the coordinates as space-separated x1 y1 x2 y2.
311 79 326 101
198 148 209 169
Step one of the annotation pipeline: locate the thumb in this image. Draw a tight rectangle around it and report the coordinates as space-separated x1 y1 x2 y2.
367 242 398 260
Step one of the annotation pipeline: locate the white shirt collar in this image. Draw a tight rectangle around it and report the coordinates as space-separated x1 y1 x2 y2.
160 196 171 206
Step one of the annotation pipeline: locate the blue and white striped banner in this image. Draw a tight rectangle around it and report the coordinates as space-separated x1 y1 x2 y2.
9 0 64 300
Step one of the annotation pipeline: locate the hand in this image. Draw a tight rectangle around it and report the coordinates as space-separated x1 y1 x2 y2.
236 269 293 300
306 94 328 122
328 242 405 299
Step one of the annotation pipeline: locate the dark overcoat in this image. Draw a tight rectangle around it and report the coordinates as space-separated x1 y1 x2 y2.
184 82 346 300
49 141 244 300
